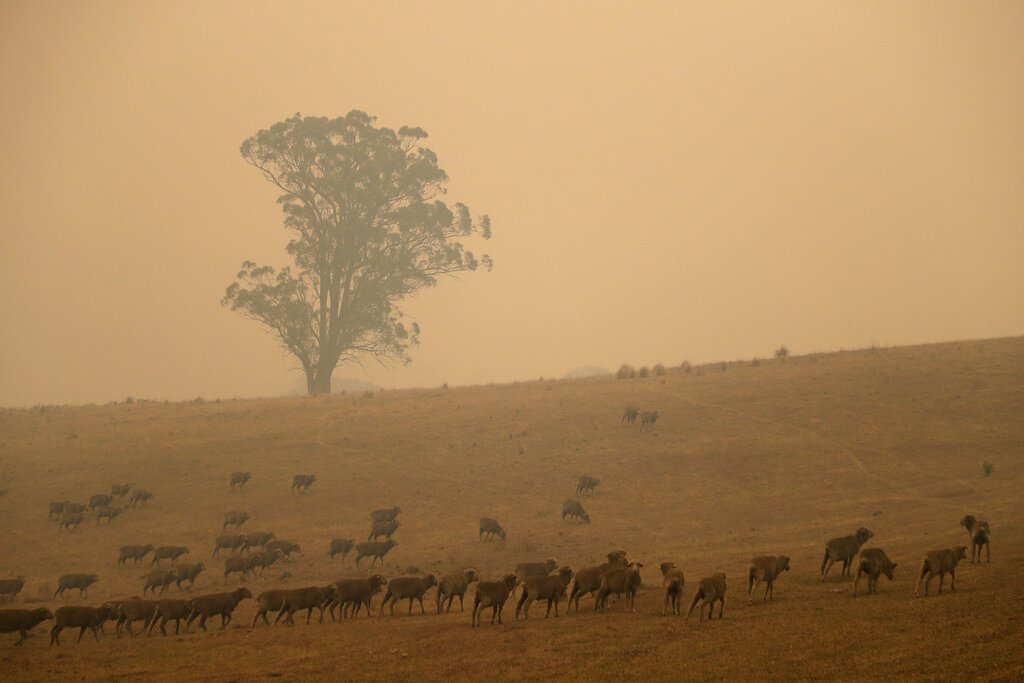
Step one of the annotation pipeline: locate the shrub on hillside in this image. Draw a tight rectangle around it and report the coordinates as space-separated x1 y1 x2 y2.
775 345 789 359
983 461 994 476
637 366 650 378
653 363 666 376
617 364 635 379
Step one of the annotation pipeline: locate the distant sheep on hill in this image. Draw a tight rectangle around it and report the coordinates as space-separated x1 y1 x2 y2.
640 410 660 425
621 407 639 424
291 474 316 493
576 476 600 494
328 538 354 561
370 506 401 523
222 511 251 531
369 519 400 542
129 489 153 507
230 471 251 490
53 573 98 598
355 540 397 567
562 499 590 523
479 517 506 541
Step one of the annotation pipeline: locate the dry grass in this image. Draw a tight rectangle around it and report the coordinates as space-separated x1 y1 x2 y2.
0 337 1022 681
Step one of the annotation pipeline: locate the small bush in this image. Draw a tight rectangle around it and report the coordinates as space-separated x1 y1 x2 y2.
983 461 994 476
617 364 635 380
775 345 789 359
653 363 666 376
721 362 728 373
637 366 650 378
681 361 692 373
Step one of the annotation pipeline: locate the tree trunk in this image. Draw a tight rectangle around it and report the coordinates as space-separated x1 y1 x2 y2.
305 369 317 395
310 364 333 395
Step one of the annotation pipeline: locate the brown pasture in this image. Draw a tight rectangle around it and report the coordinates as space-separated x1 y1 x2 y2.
0 337 1022 681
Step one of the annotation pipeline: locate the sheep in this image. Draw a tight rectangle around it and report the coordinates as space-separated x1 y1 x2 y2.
916 546 967 597
436 569 479 614
479 517 506 541
686 571 727 621
660 562 685 615
380 575 438 616
562 499 590 523
212 533 245 557
49 604 115 645
147 599 191 635
95 505 122 524
265 540 301 558
174 562 205 590
514 558 558 599
241 531 276 553
278 585 336 624
514 566 574 619
291 474 316 493
129 489 153 507
59 511 85 532
222 510 251 531
621 407 639 424
53 573 99 598
568 551 630 611
0 607 52 644
251 589 289 627
185 587 252 631
852 548 897 596
111 483 132 498
64 502 88 515
370 506 401 523
576 475 600 494
151 545 189 565
89 493 114 510
48 501 67 520
0 577 27 602
328 538 355 561
961 515 991 564
118 544 154 565
329 575 387 619
368 519 400 542
640 410 660 425
355 540 397 567
596 561 644 612
247 549 285 576
115 598 157 636
748 555 790 604
223 556 254 582
229 471 251 490
820 527 874 581
471 574 518 627
142 569 177 596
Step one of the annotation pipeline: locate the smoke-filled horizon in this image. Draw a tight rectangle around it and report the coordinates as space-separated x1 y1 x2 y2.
2 1 1022 407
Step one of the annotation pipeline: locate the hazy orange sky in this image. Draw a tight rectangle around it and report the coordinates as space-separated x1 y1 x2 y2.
2 1 1022 406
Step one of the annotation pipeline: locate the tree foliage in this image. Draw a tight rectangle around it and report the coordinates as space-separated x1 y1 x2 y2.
223 111 492 394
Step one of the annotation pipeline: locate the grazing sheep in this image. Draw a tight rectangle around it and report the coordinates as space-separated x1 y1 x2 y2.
50 604 115 645
48 501 67 520
129 489 153 507
222 510 251 531
111 483 132 498
148 599 190 635
621 407 639 424
355 540 397 567
961 515 991 564
115 598 157 636
59 511 85 532
0 577 27 602
241 531 276 553
380 575 438 616
596 561 644 612
436 569 479 614
95 506 122 524
89 494 114 510
853 548 897 596
0 607 53 644
916 546 967 597
174 562 205 590
370 506 401 523
212 533 245 557
278 585 336 624
562 499 590 523
576 475 600 494
329 575 386 619
514 567 574 620
265 540 301 559
479 517 506 541
142 569 177 596
640 410 660 425
748 555 790 604
569 552 630 611
229 471 251 490
151 546 189 565
185 587 252 631
118 544 154 566
686 571 727 621
291 474 316 493
820 527 874 581
368 519 400 542
329 538 355 561
251 589 288 627
471 574 518 627
660 562 685 616
53 573 99 598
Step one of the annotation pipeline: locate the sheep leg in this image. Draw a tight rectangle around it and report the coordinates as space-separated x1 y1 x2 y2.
717 597 724 619
418 596 426 615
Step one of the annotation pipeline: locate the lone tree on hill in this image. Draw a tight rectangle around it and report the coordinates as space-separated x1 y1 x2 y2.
223 111 492 394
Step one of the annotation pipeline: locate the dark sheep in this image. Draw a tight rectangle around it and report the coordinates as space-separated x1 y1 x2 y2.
174 562 205 590
640 410 660 425
115 598 157 636
89 494 114 510
595 561 644 612
151 546 189 565
229 471 251 490
568 551 630 611
241 531 276 553
111 483 132 498
562 499 590 523
961 515 991 564
660 561 685 615
380 575 437 616
820 527 874 581
212 533 245 557
63 502 88 515
223 556 253 582
621 407 639 424
748 555 790 604
59 511 85 532
916 546 966 597
0 577 27 602
246 549 285 576
129 489 153 507
0 607 53 644
328 538 355 561
576 475 600 494
50 604 115 645
853 548 897 596
118 544 154 565
291 474 317 493
278 585 336 624
471 574 517 627
479 517 506 541
686 571 727 620
370 506 401 523
48 501 67 520
329 575 387 619
148 599 191 635
53 573 99 598
95 506 122 524
514 567 574 619
142 569 177 596
222 510 251 531
265 540 301 558
368 519 400 542
436 569 479 613
185 587 252 631
251 589 289 627
355 540 397 567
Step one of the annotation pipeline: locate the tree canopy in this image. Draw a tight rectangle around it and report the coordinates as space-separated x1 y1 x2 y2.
223 111 492 394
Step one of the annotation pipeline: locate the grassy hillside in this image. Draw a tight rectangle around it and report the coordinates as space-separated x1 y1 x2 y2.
1 337 1022 681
